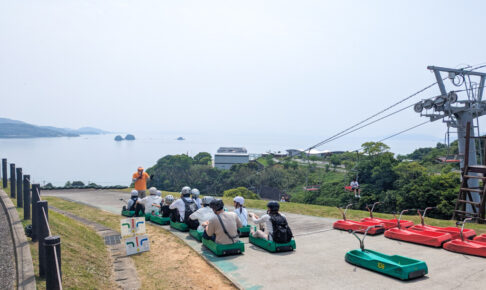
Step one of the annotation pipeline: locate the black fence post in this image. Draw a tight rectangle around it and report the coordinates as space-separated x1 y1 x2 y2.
45 236 62 290
16 168 22 208
10 163 16 198
23 175 31 220
31 184 40 241
1 158 6 188
37 200 48 277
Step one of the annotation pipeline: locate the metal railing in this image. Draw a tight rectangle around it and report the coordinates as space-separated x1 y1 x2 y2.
2 158 62 290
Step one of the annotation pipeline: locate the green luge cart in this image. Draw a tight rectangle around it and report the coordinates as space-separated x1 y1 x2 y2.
121 210 135 217
345 250 428 280
189 229 203 242
239 225 251 237
170 220 189 232
249 235 296 252
345 225 428 280
150 215 170 225
202 238 245 256
144 213 151 221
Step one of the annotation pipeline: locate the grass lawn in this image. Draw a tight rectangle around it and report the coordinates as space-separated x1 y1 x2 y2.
5 185 116 289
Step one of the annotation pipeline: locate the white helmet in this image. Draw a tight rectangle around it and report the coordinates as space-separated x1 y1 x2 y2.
191 188 200 198
202 196 214 206
233 196 245 205
181 186 191 196
149 187 157 195
131 190 138 197
156 190 161 197
165 195 174 203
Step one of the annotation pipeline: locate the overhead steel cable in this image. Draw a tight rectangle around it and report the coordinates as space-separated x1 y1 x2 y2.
306 65 486 151
353 120 431 152
313 103 415 148
306 81 438 151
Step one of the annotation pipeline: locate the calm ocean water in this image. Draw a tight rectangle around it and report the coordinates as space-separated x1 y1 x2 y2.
0 132 298 186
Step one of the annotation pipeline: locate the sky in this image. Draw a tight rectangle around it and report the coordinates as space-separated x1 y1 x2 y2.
1 0 486 154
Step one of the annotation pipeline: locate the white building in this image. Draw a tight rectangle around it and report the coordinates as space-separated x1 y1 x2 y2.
214 147 250 170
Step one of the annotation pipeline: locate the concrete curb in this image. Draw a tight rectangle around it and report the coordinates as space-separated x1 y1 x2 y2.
0 190 36 290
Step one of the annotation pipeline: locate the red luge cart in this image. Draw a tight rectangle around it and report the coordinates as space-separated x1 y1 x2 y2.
384 209 452 247
333 204 385 235
410 207 476 240
443 218 486 258
360 202 414 229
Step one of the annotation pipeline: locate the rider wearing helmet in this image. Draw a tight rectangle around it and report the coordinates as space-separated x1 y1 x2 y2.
161 194 174 218
126 190 145 217
249 201 291 241
138 187 161 215
169 186 198 228
233 196 248 226
191 188 202 209
189 196 216 232
204 199 242 244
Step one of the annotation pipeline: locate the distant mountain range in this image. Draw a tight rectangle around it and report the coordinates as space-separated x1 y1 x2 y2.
0 117 108 138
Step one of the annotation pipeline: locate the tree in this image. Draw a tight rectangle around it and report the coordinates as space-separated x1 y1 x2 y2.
361 142 390 156
193 152 212 165
72 181 85 187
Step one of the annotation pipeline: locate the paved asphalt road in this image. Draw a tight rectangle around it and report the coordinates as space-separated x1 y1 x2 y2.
44 190 486 290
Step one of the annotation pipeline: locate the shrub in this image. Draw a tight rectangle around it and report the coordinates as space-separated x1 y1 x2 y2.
223 187 259 199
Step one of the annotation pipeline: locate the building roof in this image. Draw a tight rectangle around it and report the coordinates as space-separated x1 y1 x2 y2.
217 147 248 154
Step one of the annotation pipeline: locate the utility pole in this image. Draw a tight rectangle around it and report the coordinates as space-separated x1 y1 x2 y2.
414 65 486 214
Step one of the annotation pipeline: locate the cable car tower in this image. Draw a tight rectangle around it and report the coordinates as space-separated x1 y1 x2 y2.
414 65 486 220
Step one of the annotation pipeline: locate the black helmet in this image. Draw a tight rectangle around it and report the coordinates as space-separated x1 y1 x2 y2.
267 201 280 211
210 199 224 211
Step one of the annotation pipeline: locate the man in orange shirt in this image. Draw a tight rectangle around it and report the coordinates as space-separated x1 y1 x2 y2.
132 166 151 198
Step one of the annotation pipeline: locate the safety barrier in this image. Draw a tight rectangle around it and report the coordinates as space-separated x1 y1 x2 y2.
1 158 63 290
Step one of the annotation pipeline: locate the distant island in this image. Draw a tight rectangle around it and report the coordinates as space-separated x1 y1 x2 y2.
114 134 136 141
177 136 185 140
0 117 108 138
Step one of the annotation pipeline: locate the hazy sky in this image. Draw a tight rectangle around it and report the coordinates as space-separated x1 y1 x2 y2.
1 0 485 153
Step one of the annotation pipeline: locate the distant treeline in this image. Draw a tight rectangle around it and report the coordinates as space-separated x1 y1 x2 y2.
147 141 461 219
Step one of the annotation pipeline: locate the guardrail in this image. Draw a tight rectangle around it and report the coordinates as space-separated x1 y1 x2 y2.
2 158 62 290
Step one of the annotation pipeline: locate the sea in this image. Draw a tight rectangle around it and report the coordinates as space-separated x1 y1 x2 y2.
0 132 301 186
0 132 442 186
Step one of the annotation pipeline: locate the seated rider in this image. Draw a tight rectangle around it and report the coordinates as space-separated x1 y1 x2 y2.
126 190 145 217
203 199 242 244
233 196 248 226
191 188 202 209
249 201 293 243
138 187 161 215
350 179 361 198
161 195 174 218
169 186 199 229
189 196 216 233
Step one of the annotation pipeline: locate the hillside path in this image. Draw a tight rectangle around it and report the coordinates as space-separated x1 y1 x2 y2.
45 189 486 290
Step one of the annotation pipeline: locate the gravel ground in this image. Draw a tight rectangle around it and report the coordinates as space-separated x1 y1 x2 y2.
0 203 15 289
